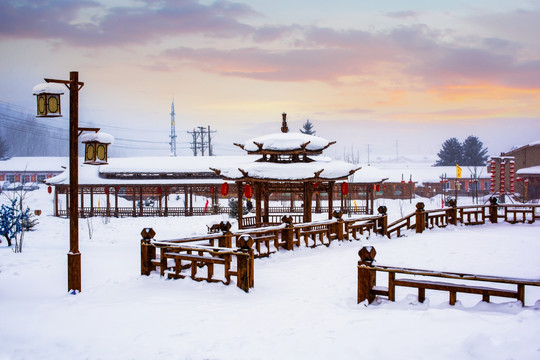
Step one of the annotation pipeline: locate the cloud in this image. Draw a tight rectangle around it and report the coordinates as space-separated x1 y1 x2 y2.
0 0 259 46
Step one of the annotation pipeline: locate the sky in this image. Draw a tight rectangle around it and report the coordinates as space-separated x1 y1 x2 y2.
0 0 539 161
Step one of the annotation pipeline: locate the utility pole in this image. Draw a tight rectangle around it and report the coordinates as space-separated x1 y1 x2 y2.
198 126 206 156
187 126 217 156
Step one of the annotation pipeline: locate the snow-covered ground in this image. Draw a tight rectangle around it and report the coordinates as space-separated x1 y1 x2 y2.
1 187 539 360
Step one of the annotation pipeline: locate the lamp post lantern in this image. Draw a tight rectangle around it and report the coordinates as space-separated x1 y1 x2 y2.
34 71 100 293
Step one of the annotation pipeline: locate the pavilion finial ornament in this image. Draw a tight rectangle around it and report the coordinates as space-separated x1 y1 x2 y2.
281 113 288 133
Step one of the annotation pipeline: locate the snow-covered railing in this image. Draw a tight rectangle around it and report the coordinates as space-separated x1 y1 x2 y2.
357 246 540 306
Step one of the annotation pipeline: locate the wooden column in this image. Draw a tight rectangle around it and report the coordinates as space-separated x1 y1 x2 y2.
106 187 110 217
237 181 244 229
304 182 312 223
139 187 143 216
263 183 269 223
132 187 136 217
89 187 94 217
328 181 334 220
189 186 193 216
184 186 188 216
80 188 85 218
54 186 59 217
254 182 262 227
158 187 163 217
114 187 119 217
370 185 375 215
164 188 168 216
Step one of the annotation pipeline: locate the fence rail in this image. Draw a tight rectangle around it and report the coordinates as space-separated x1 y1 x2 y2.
141 200 539 292
357 246 540 306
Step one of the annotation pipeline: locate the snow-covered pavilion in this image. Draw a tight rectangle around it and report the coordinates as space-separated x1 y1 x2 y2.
211 113 378 228
44 114 386 220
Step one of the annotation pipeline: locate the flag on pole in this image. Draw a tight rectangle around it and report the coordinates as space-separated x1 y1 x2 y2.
456 164 462 179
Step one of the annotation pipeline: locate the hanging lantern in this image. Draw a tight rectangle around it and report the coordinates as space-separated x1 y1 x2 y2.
221 182 229 197
244 184 253 200
341 182 349 197
33 83 64 117
376 184 381 192
313 182 319 195
157 187 162 195
47 186 52 194
104 187 109 195
82 132 114 165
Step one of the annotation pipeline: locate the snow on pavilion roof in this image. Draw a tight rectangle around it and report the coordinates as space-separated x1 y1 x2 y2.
242 132 333 153
214 155 359 181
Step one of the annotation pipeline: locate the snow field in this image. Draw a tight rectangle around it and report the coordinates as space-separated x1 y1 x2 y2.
1 187 539 359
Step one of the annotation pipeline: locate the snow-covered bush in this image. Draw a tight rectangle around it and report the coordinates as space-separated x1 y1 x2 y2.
0 198 31 252
228 198 249 219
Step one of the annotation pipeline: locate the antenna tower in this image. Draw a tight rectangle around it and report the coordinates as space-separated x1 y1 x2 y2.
169 100 177 156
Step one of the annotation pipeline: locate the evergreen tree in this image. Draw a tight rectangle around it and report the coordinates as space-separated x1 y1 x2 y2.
462 135 488 166
299 119 316 135
435 137 463 166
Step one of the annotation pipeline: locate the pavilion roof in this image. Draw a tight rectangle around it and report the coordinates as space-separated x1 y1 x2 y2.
211 155 360 182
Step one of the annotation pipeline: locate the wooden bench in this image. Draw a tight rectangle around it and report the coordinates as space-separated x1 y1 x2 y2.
357 246 540 306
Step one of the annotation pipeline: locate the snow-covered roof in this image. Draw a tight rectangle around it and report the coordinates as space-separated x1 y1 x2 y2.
359 162 491 184
516 165 540 175
32 83 65 95
81 132 115 145
216 155 358 181
0 157 67 172
243 132 332 152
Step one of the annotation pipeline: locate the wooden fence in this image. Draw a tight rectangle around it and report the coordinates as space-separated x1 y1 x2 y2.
357 246 540 306
141 199 539 292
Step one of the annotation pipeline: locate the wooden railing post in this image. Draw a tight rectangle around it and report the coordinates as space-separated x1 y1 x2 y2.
236 235 254 292
333 210 344 241
489 197 498 223
219 221 233 248
140 228 156 276
447 199 457 225
281 215 294 250
415 202 426 233
358 246 377 304
377 206 388 236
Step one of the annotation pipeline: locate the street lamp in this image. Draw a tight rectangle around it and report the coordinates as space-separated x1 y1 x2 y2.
33 71 100 293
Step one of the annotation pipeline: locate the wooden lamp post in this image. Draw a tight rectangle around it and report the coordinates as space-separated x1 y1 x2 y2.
33 71 100 293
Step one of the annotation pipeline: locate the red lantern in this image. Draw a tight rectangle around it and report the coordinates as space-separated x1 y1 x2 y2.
244 184 253 200
104 187 109 195
376 184 381 192
47 186 52 194
341 182 349 196
157 187 162 195
221 183 229 197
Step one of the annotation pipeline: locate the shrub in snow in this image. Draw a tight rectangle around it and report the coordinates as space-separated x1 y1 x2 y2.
228 198 249 219
0 198 31 252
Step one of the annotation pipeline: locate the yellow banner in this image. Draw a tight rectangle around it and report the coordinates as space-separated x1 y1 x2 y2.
456 164 462 179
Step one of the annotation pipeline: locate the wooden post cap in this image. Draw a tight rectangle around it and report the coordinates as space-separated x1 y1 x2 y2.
416 202 425 211
332 210 343 219
447 198 456 207
358 246 376 261
141 228 156 239
489 196 498 205
237 235 254 249
377 205 387 215
220 221 232 233
281 215 293 224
